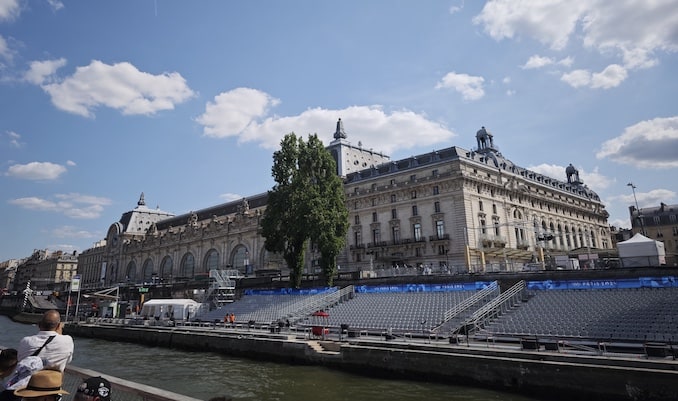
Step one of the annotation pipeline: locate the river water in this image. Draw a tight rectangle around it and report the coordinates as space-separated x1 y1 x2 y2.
1 316 537 401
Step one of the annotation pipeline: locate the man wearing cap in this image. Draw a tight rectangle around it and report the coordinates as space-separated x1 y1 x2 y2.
74 377 111 401
12 370 68 401
17 311 74 372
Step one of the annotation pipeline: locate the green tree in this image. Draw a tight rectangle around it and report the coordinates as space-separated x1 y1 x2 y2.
261 133 348 287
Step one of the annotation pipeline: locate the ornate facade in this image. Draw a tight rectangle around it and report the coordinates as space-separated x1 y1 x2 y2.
78 123 612 290
338 126 611 273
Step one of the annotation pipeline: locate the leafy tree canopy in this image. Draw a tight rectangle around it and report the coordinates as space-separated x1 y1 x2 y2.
261 133 348 287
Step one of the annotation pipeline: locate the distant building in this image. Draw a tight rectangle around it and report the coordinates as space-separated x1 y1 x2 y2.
629 203 678 266
75 122 612 290
13 249 78 293
0 258 21 293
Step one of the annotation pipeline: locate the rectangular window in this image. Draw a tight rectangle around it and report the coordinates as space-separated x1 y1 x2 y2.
390 179 396 186
354 231 361 246
411 190 417 199
410 174 416 182
436 220 445 238
412 205 418 216
413 223 422 241
392 226 400 243
432 169 438 176
373 228 381 243
372 212 378 222
438 245 446 255
415 247 422 257
391 194 396 203
391 209 397 219
434 201 441 213
354 215 360 225
479 201 484 211
433 185 439 195
372 198 376 206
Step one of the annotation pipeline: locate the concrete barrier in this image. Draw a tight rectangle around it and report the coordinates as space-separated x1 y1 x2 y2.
65 324 678 401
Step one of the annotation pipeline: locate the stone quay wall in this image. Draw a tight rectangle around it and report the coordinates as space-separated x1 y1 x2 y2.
65 324 678 401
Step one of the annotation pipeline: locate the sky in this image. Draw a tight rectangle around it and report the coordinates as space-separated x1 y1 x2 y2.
1 0 677 261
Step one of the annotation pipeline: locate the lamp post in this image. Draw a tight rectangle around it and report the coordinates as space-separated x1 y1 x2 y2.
627 182 645 235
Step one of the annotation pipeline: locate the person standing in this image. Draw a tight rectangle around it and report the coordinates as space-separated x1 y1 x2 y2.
17 310 74 372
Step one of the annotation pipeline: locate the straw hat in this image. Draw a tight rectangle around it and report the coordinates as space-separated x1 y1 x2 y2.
13 369 69 398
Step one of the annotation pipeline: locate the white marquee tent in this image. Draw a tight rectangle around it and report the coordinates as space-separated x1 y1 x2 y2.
617 233 666 267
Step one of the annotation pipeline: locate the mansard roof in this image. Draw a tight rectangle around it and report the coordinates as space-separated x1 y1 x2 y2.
154 192 269 231
345 143 602 202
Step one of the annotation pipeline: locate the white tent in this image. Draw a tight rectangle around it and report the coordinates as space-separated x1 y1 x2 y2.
140 299 200 321
618 233 666 267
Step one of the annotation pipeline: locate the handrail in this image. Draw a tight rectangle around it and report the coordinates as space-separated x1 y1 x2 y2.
442 281 498 322
63 364 202 401
466 280 526 332
287 286 355 324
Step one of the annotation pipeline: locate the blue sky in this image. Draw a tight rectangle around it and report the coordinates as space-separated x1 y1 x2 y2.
1 0 677 261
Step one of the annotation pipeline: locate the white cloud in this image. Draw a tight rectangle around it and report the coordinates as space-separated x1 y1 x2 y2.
596 116 678 169
435 72 485 101
0 0 21 22
560 64 627 89
527 163 612 193
219 193 244 202
39 60 195 117
560 69 591 88
522 55 555 69
51 225 97 239
590 64 628 89
66 160 76 166
475 1 678 86
196 88 280 139
473 1 587 51
9 193 112 219
449 1 464 15
6 130 23 147
24 58 67 85
196 90 457 154
46 0 64 12
6 161 67 180
614 189 677 210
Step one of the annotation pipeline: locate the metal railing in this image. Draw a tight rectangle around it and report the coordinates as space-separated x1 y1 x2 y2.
286 286 355 323
63 365 201 401
441 281 498 324
465 280 526 333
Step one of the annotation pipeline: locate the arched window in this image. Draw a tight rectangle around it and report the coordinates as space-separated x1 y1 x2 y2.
181 252 195 278
203 249 219 273
107 263 118 285
232 246 249 273
142 258 154 283
160 256 173 280
126 261 137 283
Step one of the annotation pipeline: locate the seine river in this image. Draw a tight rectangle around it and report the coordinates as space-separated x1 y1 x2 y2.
1 316 538 401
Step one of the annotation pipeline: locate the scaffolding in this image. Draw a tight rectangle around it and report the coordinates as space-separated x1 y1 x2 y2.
203 269 239 309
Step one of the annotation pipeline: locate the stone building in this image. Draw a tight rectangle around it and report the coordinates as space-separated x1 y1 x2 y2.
77 122 612 290
629 202 678 266
13 249 78 293
339 126 611 273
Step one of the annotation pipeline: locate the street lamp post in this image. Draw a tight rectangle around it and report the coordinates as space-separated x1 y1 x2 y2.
627 182 645 235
